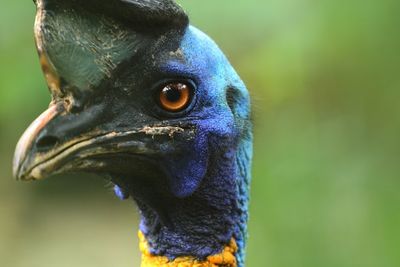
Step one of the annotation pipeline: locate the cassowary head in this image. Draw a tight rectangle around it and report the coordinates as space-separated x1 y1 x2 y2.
13 0 252 266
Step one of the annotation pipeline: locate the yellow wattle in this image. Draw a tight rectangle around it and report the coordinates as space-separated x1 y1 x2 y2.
139 231 238 267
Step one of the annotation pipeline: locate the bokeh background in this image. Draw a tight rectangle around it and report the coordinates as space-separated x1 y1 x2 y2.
1 0 399 266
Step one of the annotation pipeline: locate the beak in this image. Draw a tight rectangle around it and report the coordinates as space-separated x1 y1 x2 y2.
13 104 61 180
13 101 194 182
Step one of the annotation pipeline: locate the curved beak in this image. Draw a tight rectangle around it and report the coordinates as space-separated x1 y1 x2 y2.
13 104 61 180
13 101 194 182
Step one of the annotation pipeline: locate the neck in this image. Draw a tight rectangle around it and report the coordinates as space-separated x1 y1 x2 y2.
134 136 252 267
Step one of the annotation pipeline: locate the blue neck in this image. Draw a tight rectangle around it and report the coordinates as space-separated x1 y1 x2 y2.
136 131 252 267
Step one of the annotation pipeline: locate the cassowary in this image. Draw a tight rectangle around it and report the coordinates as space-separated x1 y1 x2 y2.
13 0 253 266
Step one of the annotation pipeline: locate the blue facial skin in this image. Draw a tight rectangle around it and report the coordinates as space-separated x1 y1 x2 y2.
117 26 252 267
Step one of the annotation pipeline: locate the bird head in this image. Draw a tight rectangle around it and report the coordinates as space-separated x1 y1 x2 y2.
13 0 252 266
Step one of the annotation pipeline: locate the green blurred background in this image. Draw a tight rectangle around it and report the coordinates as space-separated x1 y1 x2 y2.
1 0 399 266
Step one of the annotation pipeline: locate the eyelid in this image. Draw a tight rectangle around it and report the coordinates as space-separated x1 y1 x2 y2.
151 78 197 92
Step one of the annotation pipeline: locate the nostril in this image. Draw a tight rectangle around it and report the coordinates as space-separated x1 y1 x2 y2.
36 136 59 151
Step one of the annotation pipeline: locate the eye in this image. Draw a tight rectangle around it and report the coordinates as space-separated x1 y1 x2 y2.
158 82 193 112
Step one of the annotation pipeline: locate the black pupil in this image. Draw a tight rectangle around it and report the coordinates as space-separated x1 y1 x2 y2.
164 85 181 102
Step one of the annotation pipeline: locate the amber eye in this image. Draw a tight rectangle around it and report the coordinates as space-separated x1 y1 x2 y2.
158 82 192 112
